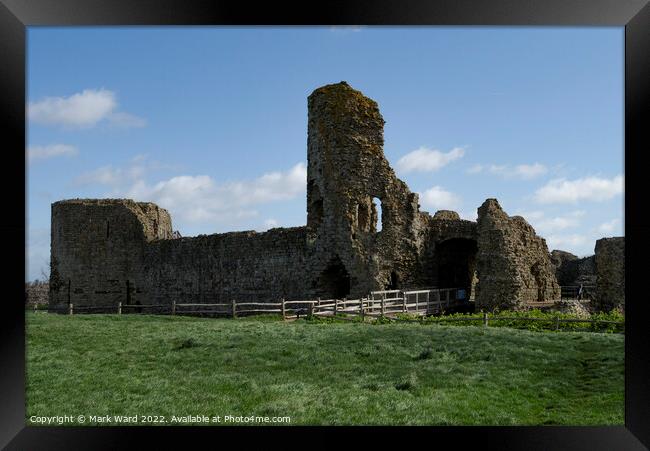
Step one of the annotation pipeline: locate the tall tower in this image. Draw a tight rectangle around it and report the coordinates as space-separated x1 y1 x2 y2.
306 81 424 298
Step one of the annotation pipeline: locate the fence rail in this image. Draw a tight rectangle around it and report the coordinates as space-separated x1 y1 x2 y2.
27 287 623 332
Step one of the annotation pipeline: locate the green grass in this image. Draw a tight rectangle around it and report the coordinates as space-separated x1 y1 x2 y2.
413 308 625 333
26 312 624 426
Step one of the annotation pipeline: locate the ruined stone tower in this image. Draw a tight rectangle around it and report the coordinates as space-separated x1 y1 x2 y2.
49 199 173 309
50 81 563 312
306 82 424 299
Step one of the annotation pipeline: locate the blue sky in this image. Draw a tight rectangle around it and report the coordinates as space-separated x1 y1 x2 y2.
26 26 624 281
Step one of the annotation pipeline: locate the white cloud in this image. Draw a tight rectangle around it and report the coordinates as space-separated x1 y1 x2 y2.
27 144 78 162
513 163 547 180
466 164 483 174
396 147 465 173
534 175 623 204
487 162 547 180
28 88 145 129
515 210 545 222
74 155 175 187
468 162 547 179
596 218 621 235
222 162 307 205
418 186 461 211
515 210 585 234
83 162 308 229
75 165 125 186
459 210 478 221
545 233 589 249
536 214 582 233
107 111 147 128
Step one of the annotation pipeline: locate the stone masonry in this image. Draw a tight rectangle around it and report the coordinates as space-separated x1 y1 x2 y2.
594 237 625 312
50 81 564 312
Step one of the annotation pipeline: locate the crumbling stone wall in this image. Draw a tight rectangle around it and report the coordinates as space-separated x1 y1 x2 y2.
305 82 428 298
475 199 560 310
50 82 563 311
550 250 596 287
50 198 310 308
419 214 478 297
594 237 625 312
49 199 174 311
143 227 309 305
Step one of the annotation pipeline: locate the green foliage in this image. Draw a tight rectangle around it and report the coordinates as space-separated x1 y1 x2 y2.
373 315 394 325
240 314 284 322
303 313 363 324
26 312 623 426
418 309 624 334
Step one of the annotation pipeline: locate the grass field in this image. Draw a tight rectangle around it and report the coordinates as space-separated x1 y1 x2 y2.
26 312 624 426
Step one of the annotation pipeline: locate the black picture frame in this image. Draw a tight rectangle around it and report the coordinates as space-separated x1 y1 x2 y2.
3 0 649 449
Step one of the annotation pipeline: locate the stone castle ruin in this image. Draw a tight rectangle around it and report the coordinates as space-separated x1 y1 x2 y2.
50 82 623 313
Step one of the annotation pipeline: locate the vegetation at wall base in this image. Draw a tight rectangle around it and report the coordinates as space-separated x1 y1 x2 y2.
416 309 624 333
26 312 623 426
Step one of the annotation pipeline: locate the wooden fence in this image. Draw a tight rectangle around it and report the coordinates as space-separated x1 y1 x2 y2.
30 288 462 318
28 286 623 332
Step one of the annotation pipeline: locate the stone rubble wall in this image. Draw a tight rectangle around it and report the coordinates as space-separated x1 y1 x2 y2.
305 82 428 297
550 250 596 287
475 199 560 311
49 199 173 310
49 198 311 308
142 227 309 305
594 237 625 312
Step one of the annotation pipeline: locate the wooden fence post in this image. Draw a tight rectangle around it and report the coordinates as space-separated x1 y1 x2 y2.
334 299 338 315
69 303 73 316
281 298 286 320
381 298 385 317
118 302 122 315
446 290 451 308
232 299 236 318
555 316 560 331
360 298 365 321
483 312 488 327
402 293 407 313
172 299 176 316
308 302 313 318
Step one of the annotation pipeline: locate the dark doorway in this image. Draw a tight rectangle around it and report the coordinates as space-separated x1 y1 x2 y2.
385 271 399 290
434 238 478 296
318 255 351 299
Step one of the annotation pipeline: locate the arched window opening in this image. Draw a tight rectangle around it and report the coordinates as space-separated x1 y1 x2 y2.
372 197 383 232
